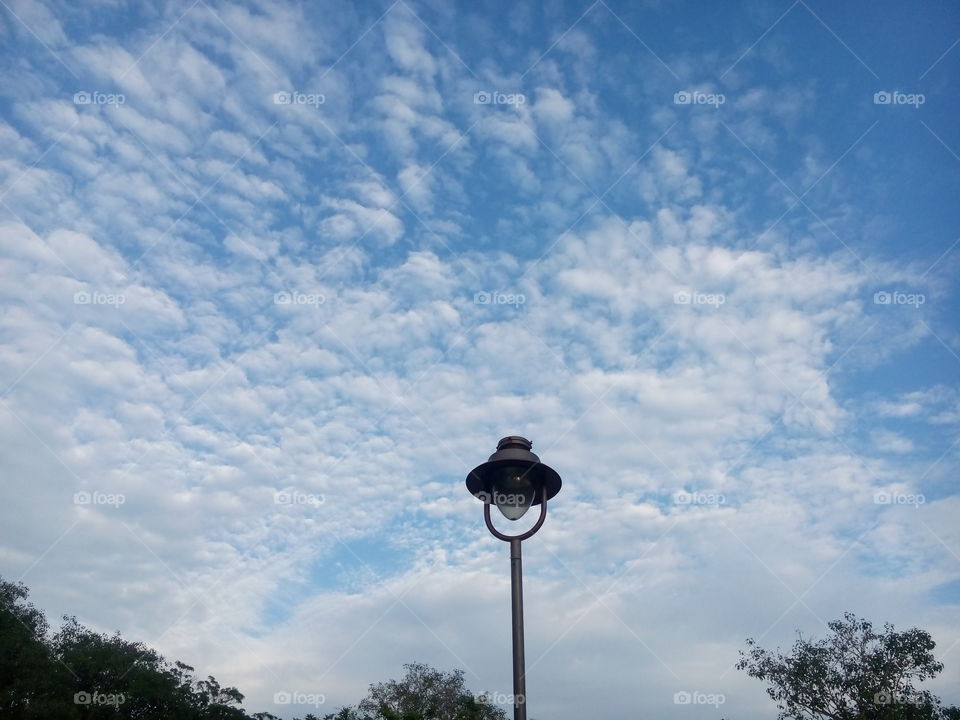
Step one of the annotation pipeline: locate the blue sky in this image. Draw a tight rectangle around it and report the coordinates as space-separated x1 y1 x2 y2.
1 0 958 717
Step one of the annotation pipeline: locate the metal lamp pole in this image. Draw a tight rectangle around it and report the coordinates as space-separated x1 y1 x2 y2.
466 437 562 720
483 488 547 720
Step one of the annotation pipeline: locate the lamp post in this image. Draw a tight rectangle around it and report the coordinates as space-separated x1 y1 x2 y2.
466 436 562 720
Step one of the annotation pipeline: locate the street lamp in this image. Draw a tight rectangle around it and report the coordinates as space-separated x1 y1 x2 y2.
466 436 562 720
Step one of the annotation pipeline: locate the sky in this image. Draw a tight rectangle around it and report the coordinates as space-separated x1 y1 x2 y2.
0 0 958 717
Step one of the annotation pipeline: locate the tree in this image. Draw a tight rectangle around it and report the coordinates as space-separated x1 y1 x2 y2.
0 575 281 720
0 578 74 718
2 577 502 720
737 612 959 720
321 662 507 720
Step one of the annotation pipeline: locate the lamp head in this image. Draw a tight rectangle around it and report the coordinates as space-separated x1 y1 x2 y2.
466 436 562 520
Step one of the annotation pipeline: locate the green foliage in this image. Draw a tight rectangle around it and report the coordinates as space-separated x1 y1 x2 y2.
0 579 74 718
352 662 507 720
0 577 506 720
0 576 262 719
737 611 959 720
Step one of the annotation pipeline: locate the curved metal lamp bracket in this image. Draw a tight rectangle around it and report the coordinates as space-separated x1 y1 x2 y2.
483 487 548 542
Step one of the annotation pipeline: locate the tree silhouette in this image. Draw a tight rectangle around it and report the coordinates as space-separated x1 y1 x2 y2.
1 576 506 720
737 612 958 720
353 662 507 720
0 576 280 719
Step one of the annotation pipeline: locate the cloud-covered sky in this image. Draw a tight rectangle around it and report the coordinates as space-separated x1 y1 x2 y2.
1 0 958 716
